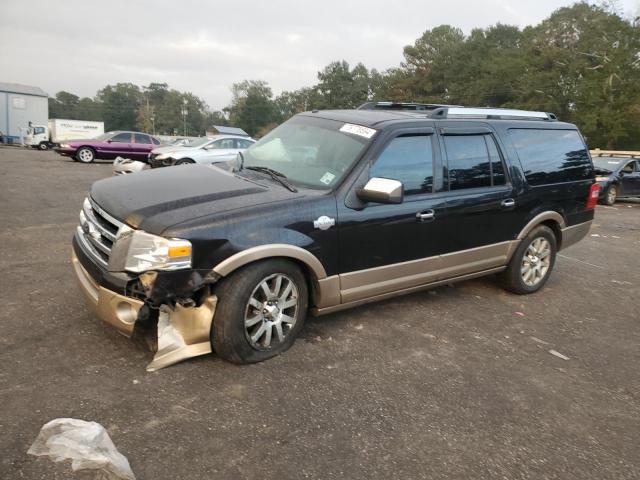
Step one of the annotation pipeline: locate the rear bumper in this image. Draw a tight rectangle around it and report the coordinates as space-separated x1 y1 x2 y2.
560 220 592 250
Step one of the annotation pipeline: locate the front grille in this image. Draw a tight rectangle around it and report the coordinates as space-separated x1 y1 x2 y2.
77 197 123 267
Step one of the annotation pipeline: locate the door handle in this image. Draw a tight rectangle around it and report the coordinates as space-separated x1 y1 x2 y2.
416 209 435 221
501 199 515 208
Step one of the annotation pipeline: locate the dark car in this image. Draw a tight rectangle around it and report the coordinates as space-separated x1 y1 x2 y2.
591 150 640 205
71 106 597 371
55 131 161 163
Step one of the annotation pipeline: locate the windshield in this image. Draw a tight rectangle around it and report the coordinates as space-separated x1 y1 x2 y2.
241 115 373 189
592 157 623 173
185 137 212 148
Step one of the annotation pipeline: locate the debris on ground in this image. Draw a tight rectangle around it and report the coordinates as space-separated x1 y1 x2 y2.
514 311 525 317
549 350 570 361
28 418 136 480
530 336 550 345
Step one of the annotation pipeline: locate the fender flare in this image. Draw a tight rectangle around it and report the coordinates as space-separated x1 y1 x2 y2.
516 211 565 242
212 244 327 280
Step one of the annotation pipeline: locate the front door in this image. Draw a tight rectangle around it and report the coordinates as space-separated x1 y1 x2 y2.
619 160 640 196
337 127 450 303
103 132 133 159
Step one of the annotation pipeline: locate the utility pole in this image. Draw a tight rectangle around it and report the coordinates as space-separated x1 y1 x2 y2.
181 99 188 136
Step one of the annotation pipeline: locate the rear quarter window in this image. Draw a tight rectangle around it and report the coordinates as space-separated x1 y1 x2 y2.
509 129 592 185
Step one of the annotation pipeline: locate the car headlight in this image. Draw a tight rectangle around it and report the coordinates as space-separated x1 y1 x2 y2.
118 229 192 273
59 143 70 148
155 153 169 160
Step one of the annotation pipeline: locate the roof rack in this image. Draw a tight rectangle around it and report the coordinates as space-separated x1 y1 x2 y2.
430 107 557 121
357 101 462 112
590 149 640 158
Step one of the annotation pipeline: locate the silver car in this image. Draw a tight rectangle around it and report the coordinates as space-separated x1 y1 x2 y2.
149 135 255 168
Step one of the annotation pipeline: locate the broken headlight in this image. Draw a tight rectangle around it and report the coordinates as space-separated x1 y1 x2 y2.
121 229 192 273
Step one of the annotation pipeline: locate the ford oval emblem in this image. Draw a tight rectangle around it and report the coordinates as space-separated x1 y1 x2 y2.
313 215 335 231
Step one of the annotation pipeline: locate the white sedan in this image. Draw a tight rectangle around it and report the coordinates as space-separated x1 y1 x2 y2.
149 135 255 167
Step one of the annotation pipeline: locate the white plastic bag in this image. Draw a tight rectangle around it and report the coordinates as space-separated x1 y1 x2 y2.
28 418 136 480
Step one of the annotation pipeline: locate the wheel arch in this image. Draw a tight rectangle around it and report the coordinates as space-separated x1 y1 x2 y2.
212 245 329 308
516 211 565 250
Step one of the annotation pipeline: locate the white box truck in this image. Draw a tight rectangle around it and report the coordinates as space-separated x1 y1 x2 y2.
26 119 105 150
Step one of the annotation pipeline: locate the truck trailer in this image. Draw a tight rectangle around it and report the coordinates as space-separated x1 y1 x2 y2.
26 119 105 150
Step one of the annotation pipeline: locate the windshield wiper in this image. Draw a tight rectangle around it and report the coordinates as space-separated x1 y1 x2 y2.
245 166 298 192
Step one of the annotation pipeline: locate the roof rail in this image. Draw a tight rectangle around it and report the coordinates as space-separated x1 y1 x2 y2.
430 107 557 121
358 101 463 112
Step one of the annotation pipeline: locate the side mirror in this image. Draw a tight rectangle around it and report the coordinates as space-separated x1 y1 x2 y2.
356 177 404 204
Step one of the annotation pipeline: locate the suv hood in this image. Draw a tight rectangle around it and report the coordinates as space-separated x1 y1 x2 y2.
90 165 301 234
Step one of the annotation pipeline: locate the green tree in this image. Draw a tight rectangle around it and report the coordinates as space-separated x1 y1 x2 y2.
226 80 277 136
96 83 141 131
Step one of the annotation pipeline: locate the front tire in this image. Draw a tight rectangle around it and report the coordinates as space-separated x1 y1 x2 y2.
38 141 49 150
175 158 195 165
212 259 308 364
499 225 557 295
76 147 95 163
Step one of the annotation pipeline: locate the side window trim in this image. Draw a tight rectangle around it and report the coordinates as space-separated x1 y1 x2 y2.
368 128 436 199
440 130 510 192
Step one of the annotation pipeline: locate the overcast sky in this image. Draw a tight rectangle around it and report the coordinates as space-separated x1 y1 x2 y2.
1 0 638 110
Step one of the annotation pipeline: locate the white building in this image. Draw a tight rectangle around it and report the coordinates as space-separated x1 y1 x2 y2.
0 82 48 144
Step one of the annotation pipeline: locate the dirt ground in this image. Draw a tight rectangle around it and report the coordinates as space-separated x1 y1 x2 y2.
1 146 639 479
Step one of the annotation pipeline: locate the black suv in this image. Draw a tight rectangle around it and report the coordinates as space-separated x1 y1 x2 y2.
71 106 598 370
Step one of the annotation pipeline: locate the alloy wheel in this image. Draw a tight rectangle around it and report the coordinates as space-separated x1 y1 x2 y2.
520 237 551 287
244 273 299 350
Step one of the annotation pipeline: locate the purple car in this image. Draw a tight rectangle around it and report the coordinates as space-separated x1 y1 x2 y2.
54 131 161 163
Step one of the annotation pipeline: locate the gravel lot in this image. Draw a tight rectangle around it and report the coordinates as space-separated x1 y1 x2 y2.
1 146 639 480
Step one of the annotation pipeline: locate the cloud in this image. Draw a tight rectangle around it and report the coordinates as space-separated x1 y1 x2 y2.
1 0 637 110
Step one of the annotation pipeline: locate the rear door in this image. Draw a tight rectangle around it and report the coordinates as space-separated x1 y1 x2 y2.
132 133 154 160
437 125 518 273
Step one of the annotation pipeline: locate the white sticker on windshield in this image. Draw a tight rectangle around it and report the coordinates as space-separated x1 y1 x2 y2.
340 123 376 139
319 172 336 185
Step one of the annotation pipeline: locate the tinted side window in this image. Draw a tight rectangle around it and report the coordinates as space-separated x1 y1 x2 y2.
134 133 151 144
371 135 433 195
509 129 591 185
111 133 131 143
444 135 492 190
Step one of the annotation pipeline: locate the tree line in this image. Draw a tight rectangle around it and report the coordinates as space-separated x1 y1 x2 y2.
50 2 639 148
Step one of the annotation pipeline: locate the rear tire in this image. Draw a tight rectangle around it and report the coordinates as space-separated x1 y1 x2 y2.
212 259 308 364
499 225 557 295
76 147 95 163
602 184 617 205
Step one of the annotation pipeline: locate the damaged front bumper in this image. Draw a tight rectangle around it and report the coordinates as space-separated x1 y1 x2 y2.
71 239 217 371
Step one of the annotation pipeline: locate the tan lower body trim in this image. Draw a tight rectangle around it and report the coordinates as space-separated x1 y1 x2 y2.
313 266 506 316
560 220 592 250
72 251 143 337
338 241 518 304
